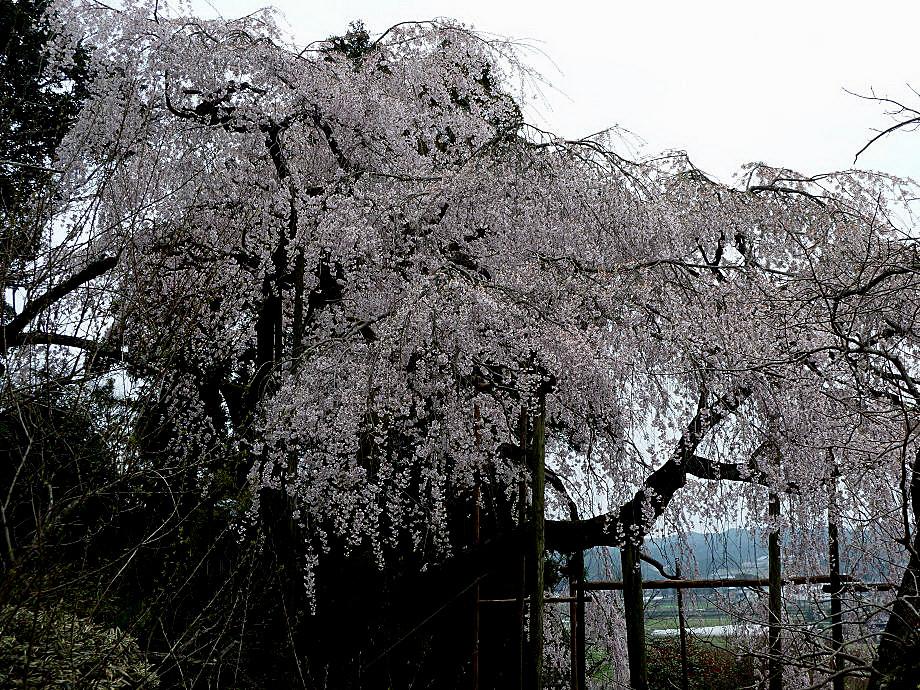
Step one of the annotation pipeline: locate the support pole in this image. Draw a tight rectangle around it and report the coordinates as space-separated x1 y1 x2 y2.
568 554 577 690
768 491 783 690
676 563 689 690
566 485 585 690
529 395 546 690
472 404 481 690
827 469 844 690
569 548 586 690
518 409 528 690
622 540 648 690
566 481 585 690
472 477 481 689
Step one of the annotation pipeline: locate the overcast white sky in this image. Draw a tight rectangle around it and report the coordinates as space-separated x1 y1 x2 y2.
194 0 920 184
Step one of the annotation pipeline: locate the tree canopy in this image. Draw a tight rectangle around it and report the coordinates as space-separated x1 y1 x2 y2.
2 1 920 688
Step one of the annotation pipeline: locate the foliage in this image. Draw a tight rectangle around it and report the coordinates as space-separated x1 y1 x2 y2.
0 385 119 570
0 604 158 688
326 20 373 65
0 0 87 266
646 637 756 690
875 624 920 690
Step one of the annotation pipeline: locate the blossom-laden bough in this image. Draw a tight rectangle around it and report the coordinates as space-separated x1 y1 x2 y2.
3 0 920 686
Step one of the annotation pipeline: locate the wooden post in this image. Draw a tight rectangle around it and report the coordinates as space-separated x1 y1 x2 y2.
569 548 586 690
472 404 481 690
768 491 783 690
621 540 648 690
518 409 528 690
576 550 587 690
568 553 578 690
827 470 844 690
472 479 481 689
676 563 689 690
529 395 546 690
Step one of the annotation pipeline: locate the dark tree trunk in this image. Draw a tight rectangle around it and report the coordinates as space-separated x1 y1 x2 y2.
868 457 920 689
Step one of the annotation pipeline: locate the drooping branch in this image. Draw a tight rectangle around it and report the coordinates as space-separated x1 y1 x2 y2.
498 436 581 527
2 331 147 372
640 551 678 580
853 103 920 163
545 385 752 552
2 254 118 351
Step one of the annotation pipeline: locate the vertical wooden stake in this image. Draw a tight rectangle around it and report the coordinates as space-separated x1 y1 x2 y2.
621 540 648 690
565 535 586 690
472 403 481 690
827 468 844 690
575 550 586 690
568 552 578 690
568 518 586 690
518 408 528 690
768 491 783 690
472 479 481 689
676 563 689 690
529 394 546 690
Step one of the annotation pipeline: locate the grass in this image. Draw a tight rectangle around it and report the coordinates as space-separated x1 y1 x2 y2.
644 605 734 631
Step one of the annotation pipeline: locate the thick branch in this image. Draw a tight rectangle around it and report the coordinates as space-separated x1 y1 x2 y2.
546 385 751 552
2 255 118 350
4 330 147 373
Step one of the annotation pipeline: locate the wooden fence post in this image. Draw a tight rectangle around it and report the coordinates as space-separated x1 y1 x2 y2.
518 409 528 690
529 395 546 690
472 404 481 690
676 563 689 690
827 468 844 690
568 547 586 690
576 562 586 690
622 540 648 689
768 491 783 690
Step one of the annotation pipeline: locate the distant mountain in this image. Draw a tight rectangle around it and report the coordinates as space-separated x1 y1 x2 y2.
583 528 767 581
578 527 893 582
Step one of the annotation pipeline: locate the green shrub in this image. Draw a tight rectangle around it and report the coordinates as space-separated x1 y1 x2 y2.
647 637 756 690
0 605 158 688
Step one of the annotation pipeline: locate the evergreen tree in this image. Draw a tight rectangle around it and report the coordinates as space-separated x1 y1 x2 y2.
0 0 87 271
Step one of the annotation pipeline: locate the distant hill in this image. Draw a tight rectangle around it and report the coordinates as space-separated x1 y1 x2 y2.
583 528 768 581
579 526 893 583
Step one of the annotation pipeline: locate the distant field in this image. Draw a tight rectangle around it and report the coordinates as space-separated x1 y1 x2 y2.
643 598 825 632
645 613 732 630
644 601 733 631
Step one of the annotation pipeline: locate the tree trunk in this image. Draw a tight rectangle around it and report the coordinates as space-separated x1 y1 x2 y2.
868 457 920 689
